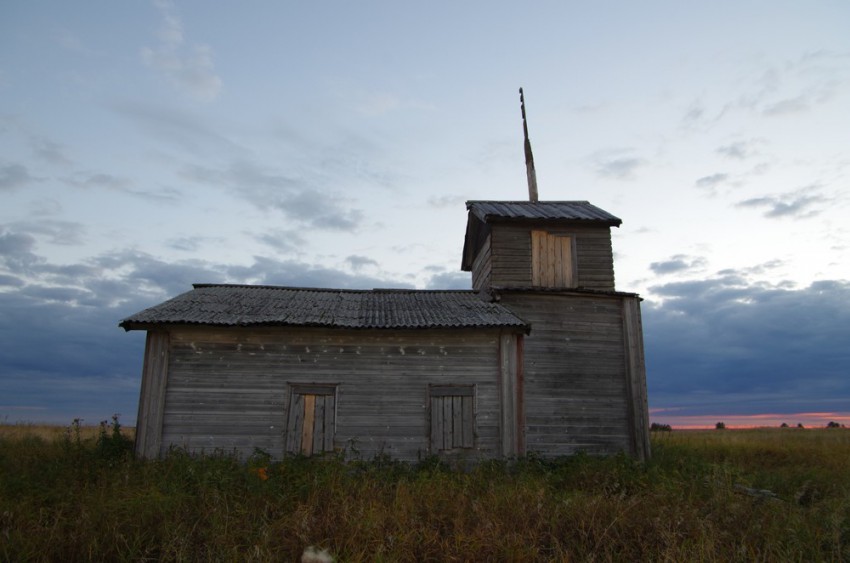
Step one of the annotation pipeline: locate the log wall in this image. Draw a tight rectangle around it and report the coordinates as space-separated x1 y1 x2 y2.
154 327 513 460
498 292 633 456
488 224 616 290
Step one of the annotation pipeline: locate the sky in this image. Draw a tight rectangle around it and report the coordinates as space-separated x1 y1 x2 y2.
1 1 848 429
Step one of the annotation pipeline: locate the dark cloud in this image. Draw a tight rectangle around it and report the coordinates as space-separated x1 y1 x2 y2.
762 96 809 116
428 195 467 209
716 141 755 160
0 230 40 272
64 171 181 202
737 188 826 218
649 254 707 275
0 230 416 423
228 256 413 290
181 160 365 232
645 276 850 416
594 156 645 180
166 236 206 252
680 52 847 131
0 274 24 287
315 134 401 190
425 271 470 290
10 220 87 245
0 163 36 190
67 172 131 190
695 173 729 190
255 230 305 254
140 0 222 101
682 101 704 125
110 100 245 157
346 255 378 271
30 198 64 216
0 289 147 424
30 137 72 166
718 259 784 278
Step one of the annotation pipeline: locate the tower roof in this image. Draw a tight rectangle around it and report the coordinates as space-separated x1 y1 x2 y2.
466 200 621 225
462 201 621 271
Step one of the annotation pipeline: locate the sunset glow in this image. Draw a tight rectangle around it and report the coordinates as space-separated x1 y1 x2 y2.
650 410 850 430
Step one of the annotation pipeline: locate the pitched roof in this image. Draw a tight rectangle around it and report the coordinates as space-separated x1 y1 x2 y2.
119 284 528 331
466 200 621 226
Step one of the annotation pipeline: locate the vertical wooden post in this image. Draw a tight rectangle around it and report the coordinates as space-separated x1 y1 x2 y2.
622 298 651 461
520 88 539 202
301 394 316 455
499 331 525 456
135 331 169 459
516 334 525 455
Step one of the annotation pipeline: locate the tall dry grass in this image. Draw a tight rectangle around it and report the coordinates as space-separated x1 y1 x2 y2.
0 424 847 561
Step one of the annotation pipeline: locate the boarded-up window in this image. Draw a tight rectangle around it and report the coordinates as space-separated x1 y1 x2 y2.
430 385 474 451
286 384 336 455
531 230 576 288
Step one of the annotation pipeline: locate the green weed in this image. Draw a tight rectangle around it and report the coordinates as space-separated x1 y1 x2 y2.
0 425 847 561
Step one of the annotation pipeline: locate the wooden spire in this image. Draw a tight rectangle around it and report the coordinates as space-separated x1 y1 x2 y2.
519 87 539 202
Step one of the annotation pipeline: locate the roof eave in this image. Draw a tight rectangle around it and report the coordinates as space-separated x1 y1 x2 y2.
120 320 529 332
482 216 622 227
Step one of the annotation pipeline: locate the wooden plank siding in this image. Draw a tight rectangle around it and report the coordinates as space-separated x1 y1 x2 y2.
497 292 634 457
156 327 515 460
488 224 616 290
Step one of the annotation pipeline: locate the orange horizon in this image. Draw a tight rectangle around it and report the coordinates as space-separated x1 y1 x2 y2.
648 410 850 430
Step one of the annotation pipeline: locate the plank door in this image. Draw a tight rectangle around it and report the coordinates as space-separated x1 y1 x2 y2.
430 385 474 452
531 230 575 288
286 384 336 455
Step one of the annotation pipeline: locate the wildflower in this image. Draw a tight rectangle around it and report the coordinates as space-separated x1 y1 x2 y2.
251 466 269 481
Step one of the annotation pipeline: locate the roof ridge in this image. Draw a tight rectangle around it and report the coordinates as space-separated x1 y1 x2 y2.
191 283 479 294
466 200 591 204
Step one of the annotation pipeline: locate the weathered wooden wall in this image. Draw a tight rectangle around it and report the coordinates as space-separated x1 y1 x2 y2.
487 224 616 290
497 292 633 456
155 327 513 460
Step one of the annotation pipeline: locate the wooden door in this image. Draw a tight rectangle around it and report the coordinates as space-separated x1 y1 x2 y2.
531 230 575 288
286 385 336 455
430 385 474 452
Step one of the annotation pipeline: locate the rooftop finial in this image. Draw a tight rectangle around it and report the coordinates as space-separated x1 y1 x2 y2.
519 87 539 202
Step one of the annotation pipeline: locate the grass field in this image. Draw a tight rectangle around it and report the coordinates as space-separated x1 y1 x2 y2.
0 423 848 561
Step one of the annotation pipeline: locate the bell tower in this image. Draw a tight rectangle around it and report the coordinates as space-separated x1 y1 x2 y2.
460 200 620 292
456 89 650 461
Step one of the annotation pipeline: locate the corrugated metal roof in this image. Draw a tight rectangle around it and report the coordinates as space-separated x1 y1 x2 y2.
466 200 621 225
119 284 528 331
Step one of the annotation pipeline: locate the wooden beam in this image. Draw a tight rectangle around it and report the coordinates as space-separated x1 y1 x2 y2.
519 88 539 202
135 331 169 459
499 332 518 456
622 297 650 461
301 394 316 455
